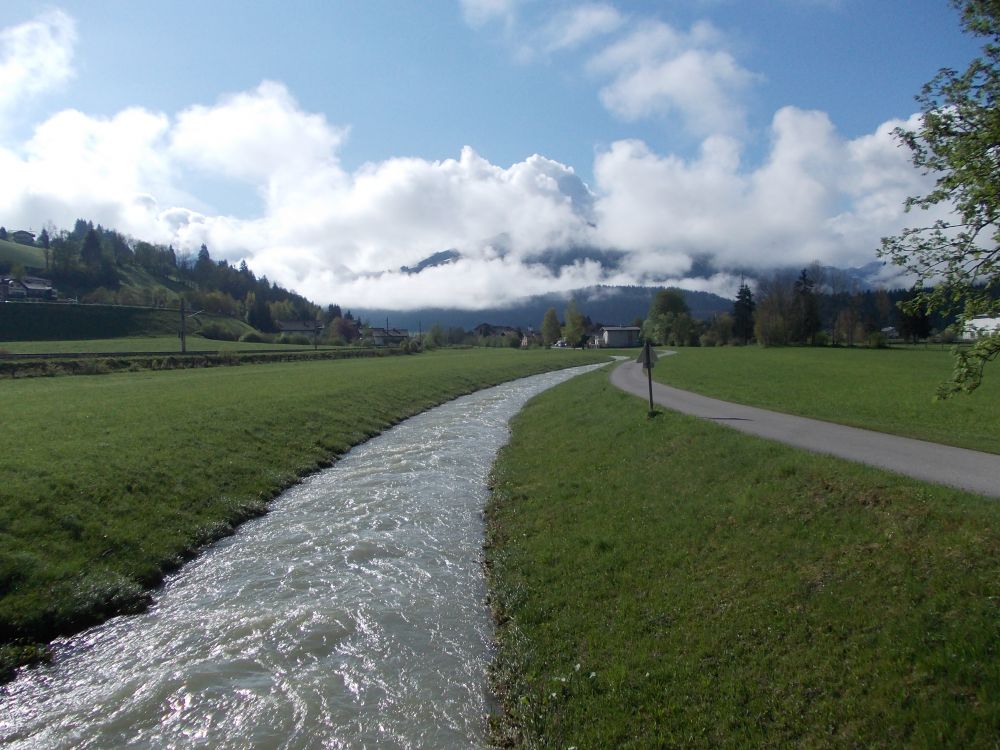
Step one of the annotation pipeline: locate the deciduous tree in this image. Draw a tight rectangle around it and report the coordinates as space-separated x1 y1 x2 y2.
541 307 561 347
880 0 1000 394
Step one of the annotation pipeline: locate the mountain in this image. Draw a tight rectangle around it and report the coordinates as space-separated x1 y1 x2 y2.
356 285 732 332
400 249 460 274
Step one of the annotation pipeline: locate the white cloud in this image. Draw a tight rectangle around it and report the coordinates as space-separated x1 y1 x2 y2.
169 81 348 189
543 3 624 52
590 20 757 135
593 106 932 275
0 10 76 119
459 0 520 28
0 64 933 309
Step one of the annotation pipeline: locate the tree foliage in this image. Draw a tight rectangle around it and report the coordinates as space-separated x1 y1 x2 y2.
541 307 562 347
880 0 1000 394
732 280 755 344
561 299 586 347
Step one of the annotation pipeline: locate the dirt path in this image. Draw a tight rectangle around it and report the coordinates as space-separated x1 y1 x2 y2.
610 358 1000 499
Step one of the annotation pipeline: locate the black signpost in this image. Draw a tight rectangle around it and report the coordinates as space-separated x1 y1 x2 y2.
636 340 658 415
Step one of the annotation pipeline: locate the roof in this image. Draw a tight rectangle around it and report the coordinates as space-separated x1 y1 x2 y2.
369 327 409 337
600 326 642 332
276 319 322 332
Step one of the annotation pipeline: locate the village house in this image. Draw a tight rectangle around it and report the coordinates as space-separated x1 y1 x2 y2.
1 276 56 301
595 325 642 348
366 327 410 346
10 230 35 246
275 319 323 336
963 317 1000 340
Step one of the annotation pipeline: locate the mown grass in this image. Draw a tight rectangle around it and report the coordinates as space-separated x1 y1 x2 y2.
486 367 1000 748
0 348 606 677
0 336 331 354
651 346 1000 453
0 238 45 269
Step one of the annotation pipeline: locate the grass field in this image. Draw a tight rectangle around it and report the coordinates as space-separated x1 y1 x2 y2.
0 238 46 269
650 346 1000 453
0 336 332 354
486 367 1000 748
0 348 607 676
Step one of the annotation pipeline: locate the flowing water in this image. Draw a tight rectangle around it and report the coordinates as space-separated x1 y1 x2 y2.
0 364 603 750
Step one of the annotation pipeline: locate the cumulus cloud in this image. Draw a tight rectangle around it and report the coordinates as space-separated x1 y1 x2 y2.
0 10 76 118
589 20 757 135
543 3 624 52
0 74 930 308
593 106 932 276
0 7 935 310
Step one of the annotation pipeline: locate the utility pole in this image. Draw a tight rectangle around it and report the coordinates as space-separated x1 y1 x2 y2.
179 298 187 354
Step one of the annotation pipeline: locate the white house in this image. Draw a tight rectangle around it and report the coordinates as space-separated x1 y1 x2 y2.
597 326 642 348
963 317 1000 339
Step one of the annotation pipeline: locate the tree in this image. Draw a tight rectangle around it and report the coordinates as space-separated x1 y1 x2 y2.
732 280 755 344
879 0 1000 394
562 299 586 347
0 227 7 241
541 307 561 347
80 228 102 268
649 288 689 317
792 268 821 345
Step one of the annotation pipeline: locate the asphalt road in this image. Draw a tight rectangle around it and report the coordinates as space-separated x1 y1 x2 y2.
610 358 1000 499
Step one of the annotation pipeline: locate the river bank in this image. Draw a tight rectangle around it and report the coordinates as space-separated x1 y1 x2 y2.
486 367 1000 747
0 348 607 679
2 365 605 748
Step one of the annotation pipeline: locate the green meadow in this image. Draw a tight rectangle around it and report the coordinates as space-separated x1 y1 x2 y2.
0 348 606 676
651 346 1000 453
487 367 1000 748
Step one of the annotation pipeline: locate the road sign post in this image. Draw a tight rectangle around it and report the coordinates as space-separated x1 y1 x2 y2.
635 341 658 414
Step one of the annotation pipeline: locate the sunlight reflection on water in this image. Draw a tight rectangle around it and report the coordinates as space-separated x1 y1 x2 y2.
0 363 604 750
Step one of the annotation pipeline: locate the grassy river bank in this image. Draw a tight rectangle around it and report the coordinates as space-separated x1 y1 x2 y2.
486 365 999 748
0 348 606 678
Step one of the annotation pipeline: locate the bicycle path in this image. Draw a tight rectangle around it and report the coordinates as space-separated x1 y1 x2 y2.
610 358 1000 499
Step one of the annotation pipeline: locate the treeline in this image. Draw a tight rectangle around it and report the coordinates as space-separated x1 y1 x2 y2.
640 268 948 349
11 220 363 341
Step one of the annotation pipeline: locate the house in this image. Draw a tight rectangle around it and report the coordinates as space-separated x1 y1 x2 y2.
1 278 27 300
596 325 642 348
367 327 410 346
10 230 35 246
276 319 323 336
963 317 1000 340
21 276 56 300
1 276 54 301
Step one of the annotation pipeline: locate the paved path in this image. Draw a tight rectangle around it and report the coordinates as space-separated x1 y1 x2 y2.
610 358 1000 499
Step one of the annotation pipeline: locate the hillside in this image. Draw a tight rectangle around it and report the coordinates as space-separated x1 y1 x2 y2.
0 238 46 269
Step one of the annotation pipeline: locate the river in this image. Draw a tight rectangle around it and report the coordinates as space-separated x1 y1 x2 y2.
0 364 603 749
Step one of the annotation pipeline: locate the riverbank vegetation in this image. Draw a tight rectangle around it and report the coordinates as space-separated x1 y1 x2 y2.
651 346 1000 453
0 348 606 679
486 367 999 747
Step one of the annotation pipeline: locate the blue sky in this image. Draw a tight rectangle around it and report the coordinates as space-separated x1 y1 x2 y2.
0 1 983 308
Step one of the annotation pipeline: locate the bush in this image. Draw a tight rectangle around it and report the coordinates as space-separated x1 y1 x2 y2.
278 333 312 345
239 331 269 344
866 332 888 349
197 321 239 341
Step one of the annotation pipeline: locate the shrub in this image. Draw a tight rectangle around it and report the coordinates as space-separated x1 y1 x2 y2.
866 332 888 349
278 333 312 345
198 321 239 341
239 331 269 344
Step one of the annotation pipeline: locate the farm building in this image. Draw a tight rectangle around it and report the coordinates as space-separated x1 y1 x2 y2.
596 325 642 348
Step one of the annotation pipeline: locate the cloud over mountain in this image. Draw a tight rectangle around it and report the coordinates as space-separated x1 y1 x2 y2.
0 7 937 309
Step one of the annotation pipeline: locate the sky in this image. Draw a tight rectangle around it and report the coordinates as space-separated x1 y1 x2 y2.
0 1 984 308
